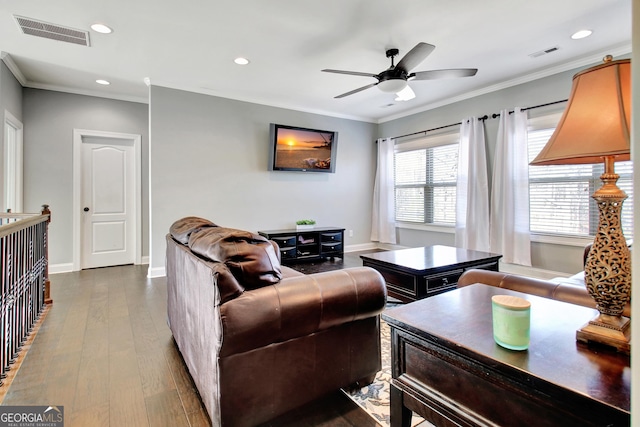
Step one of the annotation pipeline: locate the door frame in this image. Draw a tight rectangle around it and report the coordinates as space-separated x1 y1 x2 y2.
4 110 23 212
72 129 142 271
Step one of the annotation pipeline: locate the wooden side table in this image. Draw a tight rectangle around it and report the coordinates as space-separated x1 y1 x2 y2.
383 284 630 427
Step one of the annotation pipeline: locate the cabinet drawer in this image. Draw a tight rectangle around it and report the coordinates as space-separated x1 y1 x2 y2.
271 235 297 247
321 242 342 253
320 232 342 242
425 270 462 295
279 247 297 259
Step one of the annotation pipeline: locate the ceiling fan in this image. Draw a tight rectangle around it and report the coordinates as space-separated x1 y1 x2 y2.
322 42 478 99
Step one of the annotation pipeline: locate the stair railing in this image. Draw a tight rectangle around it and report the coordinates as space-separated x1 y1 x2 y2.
0 205 51 385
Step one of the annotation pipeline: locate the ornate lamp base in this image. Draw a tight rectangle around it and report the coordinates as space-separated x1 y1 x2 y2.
579 157 631 356
576 313 630 355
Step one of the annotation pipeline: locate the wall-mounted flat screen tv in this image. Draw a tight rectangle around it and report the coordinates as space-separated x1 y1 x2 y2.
268 123 338 173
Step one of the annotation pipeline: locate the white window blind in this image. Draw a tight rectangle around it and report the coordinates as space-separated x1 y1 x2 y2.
394 139 458 225
528 128 634 240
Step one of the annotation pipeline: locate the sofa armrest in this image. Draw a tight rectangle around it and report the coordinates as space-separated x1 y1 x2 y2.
219 267 386 356
458 269 631 318
458 269 561 299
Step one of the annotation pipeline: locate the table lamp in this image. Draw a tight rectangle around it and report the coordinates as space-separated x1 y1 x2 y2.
530 55 631 353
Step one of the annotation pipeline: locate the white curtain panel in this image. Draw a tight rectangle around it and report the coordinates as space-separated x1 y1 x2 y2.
490 108 532 266
455 118 490 251
370 138 397 244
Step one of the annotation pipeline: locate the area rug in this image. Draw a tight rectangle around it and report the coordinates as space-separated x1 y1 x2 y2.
343 313 430 427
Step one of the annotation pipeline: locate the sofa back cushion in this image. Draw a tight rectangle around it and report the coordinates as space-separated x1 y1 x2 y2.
170 216 217 244
189 227 283 290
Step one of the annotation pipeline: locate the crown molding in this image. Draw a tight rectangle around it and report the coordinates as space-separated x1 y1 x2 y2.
147 79 377 123
0 52 27 86
1 51 147 104
24 81 148 104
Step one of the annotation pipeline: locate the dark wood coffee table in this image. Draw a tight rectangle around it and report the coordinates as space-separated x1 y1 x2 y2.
360 246 501 302
382 284 631 427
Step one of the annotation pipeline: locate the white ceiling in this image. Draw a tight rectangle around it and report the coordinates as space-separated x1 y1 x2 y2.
0 0 632 123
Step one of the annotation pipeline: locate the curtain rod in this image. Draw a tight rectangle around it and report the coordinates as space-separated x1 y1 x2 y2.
388 115 489 140
489 99 568 119
386 99 567 141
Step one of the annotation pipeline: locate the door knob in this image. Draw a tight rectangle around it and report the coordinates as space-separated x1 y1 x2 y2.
83 207 90 212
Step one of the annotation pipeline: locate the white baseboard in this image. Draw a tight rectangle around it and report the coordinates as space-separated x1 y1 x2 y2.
377 243 410 251
49 263 74 274
147 266 166 278
344 243 379 253
498 262 570 280
51 258 149 275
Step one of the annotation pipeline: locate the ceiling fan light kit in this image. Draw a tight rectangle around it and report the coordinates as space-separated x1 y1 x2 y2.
322 42 478 99
395 86 416 101
377 79 407 93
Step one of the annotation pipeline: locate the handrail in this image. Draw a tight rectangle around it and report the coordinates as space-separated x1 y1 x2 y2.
0 214 50 238
0 204 52 385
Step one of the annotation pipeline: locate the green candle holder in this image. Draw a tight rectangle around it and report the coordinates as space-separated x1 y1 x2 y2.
492 295 531 351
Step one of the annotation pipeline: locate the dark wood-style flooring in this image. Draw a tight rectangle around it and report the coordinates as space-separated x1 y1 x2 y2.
1 251 383 426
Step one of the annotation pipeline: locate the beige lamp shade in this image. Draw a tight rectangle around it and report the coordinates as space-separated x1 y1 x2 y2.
530 57 630 166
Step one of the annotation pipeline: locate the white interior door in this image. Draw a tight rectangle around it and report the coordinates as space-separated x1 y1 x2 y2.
81 137 135 269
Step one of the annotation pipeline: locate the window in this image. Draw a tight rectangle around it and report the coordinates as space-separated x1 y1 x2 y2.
528 126 634 241
394 135 458 226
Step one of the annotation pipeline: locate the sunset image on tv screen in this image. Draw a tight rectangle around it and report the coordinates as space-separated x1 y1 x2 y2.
275 128 333 169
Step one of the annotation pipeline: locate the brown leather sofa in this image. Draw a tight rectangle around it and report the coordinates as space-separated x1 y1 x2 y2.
165 217 386 426
458 269 631 318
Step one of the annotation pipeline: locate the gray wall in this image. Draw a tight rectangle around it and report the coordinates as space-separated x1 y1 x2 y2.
0 60 23 211
148 86 377 273
378 66 599 274
22 89 149 266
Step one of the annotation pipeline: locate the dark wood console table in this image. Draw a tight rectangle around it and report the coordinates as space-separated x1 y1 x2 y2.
361 246 501 302
382 284 631 427
258 227 344 264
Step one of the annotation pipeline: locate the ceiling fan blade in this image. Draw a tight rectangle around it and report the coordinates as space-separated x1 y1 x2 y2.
334 83 377 98
395 42 435 73
409 68 478 80
322 69 377 78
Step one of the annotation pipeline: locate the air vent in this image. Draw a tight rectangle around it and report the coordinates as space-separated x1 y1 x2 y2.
529 46 559 58
14 15 90 46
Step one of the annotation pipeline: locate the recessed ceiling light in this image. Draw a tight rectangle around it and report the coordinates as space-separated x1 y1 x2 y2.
95 79 110 85
234 57 250 65
91 23 113 34
571 29 592 40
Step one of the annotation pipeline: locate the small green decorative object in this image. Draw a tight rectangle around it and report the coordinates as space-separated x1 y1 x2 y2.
296 219 316 230
296 219 316 225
